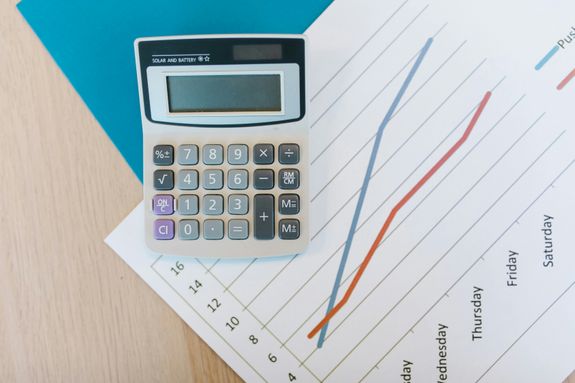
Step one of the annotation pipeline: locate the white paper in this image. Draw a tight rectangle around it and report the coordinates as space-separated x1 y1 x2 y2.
107 0 575 381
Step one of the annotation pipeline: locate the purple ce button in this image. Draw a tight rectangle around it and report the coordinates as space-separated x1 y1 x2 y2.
154 219 174 240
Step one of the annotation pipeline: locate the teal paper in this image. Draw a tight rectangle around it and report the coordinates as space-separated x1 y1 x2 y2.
17 0 331 181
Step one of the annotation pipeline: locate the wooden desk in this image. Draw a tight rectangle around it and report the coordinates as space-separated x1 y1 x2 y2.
0 0 573 382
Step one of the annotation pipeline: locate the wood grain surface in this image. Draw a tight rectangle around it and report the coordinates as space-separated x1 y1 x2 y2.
0 0 573 382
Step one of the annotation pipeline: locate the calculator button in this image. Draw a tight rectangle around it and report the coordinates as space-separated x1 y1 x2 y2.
153 219 174 240
254 194 275 240
152 195 174 215
153 145 174 166
203 144 224 165
279 194 300 215
178 144 199 165
154 170 174 190
228 194 248 215
279 144 300 164
228 219 249 240
254 144 274 164
203 169 224 190
203 195 224 215
204 220 224 240
179 220 199 240
178 195 198 215
279 219 300 240
254 169 274 190
228 169 248 190
228 144 248 165
279 169 300 190
178 170 199 190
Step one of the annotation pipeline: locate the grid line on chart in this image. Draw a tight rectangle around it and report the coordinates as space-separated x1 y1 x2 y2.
282 94 527 348
311 21 447 163
310 55 484 237
327 130 567 381
359 156 575 382
316 108 542 347
311 38 468 202
310 4 431 129
258 78 506 330
310 0 410 101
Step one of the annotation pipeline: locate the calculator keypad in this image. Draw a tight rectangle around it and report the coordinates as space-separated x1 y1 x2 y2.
151 143 301 241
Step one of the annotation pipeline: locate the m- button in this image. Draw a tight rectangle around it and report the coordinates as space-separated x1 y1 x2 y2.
279 194 299 215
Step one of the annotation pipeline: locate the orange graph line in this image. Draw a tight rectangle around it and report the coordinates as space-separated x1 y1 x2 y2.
308 91 492 340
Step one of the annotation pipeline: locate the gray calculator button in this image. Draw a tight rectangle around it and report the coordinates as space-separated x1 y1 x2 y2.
228 219 249 240
154 170 174 190
178 195 198 215
178 170 199 190
279 219 300 240
254 144 274 164
203 195 223 215
279 144 300 164
203 144 224 165
279 194 300 215
279 169 300 190
178 144 198 165
179 220 199 240
228 144 248 165
228 194 248 215
254 169 274 190
153 145 174 166
254 194 274 239
228 169 248 190
204 219 224 240
203 169 223 190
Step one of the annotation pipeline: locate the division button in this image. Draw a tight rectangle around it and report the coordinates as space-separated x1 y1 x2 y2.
228 219 249 240
153 169 174 190
179 220 199 240
178 195 199 215
152 194 174 215
153 145 174 166
228 144 248 165
203 144 224 165
279 219 300 240
253 144 274 165
177 144 198 165
279 144 300 164
279 169 300 190
153 219 174 240
254 194 275 240
278 194 299 215
254 169 274 190
204 219 224 240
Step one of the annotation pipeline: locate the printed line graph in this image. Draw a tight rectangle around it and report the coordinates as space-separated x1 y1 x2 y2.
316 37 434 348
309 90 492 341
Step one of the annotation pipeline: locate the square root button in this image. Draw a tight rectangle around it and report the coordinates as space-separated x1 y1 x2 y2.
154 219 174 240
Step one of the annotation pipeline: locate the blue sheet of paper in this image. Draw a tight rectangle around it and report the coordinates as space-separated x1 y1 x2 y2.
17 0 331 181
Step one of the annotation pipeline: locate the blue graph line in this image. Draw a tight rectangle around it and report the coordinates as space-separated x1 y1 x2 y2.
535 45 559 71
317 37 434 348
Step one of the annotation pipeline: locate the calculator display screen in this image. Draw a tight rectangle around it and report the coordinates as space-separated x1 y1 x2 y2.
166 74 282 113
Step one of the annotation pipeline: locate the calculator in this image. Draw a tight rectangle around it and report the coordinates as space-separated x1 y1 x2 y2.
135 34 309 258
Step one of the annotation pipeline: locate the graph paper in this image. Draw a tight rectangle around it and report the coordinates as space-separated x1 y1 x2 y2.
107 0 575 381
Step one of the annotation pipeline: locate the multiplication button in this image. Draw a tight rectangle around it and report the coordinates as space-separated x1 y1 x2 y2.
254 144 274 164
